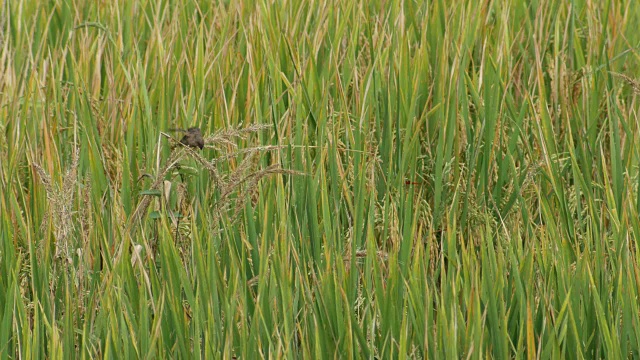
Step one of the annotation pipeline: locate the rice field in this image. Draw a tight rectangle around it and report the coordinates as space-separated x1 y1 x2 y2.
1 0 640 358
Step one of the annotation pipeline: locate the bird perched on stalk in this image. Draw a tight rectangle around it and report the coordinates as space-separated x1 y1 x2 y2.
170 127 205 150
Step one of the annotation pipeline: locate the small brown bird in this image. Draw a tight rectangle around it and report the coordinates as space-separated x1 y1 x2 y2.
171 127 204 150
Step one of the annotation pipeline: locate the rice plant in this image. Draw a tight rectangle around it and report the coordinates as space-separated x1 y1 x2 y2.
1 0 640 358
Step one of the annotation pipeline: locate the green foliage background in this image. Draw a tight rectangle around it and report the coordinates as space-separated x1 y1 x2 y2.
1 0 640 358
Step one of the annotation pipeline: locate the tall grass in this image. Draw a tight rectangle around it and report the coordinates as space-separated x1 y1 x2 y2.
1 0 640 358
